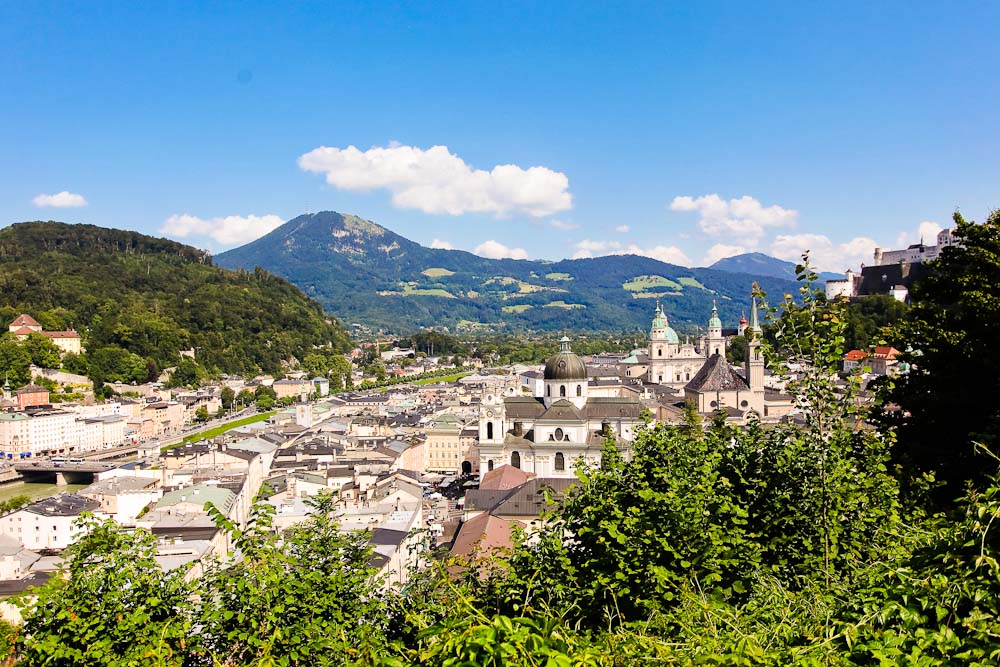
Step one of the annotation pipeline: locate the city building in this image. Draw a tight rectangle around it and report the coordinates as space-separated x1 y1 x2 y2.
7 314 83 355
478 337 644 477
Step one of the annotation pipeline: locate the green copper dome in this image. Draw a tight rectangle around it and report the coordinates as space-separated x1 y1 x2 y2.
708 301 722 329
650 305 679 344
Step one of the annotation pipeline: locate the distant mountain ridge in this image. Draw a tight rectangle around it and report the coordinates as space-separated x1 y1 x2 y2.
216 211 804 334
709 252 843 282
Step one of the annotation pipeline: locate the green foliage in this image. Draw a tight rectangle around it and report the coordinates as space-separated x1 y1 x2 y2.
0 494 30 515
196 493 389 666
0 221 352 378
18 517 192 666
0 336 31 386
876 210 1000 499
22 333 61 368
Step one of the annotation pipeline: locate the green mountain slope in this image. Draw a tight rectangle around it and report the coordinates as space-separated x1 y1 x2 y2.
0 221 352 375
216 211 802 334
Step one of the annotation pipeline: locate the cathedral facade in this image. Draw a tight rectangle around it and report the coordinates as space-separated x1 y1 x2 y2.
477 337 644 478
621 302 745 387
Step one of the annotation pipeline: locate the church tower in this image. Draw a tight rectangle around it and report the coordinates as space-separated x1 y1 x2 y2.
745 295 764 391
707 301 724 357
543 337 589 409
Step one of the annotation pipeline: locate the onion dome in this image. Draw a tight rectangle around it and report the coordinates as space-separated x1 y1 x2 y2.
708 301 722 329
739 312 748 326
650 304 680 344
543 336 588 380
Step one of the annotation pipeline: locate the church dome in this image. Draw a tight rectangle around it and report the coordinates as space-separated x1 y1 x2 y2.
544 337 588 381
708 301 722 329
650 305 680 344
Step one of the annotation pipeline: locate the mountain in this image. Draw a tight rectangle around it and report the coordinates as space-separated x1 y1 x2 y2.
216 211 803 334
0 221 352 377
709 252 843 282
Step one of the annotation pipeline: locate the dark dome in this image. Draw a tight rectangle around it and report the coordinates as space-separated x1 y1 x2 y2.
544 337 588 380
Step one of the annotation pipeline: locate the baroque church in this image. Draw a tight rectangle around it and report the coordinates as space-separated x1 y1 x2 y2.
477 337 644 478
620 302 748 387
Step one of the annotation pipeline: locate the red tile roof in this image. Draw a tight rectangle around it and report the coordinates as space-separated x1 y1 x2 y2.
479 464 533 491
844 350 867 361
9 314 39 328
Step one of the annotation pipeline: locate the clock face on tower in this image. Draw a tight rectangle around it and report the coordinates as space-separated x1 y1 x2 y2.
486 410 494 417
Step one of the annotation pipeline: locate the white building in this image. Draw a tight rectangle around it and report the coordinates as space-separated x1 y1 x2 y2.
0 494 100 550
478 337 644 478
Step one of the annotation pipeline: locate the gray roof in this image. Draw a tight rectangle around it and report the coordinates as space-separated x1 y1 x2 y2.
684 354 749 393
25 494 99 517
539 400 585 422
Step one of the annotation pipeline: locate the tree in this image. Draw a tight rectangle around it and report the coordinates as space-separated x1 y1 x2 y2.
220 386 235 410
22 333 62 369
60 352 89 376
168 357 202 388
194 406 209 422
18 517 192 666
0 337 31 387
876 210 1000 499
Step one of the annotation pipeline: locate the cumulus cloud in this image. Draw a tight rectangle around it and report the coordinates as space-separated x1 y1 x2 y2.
770 233 878 273
474 240 528 260
703 243 750 265
571 239 690 265
572 239 621 259
298 143 572 218
549 219 580 230
670 194 797 243
620 244 692 266
615 225 630 233
430 239 455 250
33 191 88 208
161 213 285 247
895 220 943 248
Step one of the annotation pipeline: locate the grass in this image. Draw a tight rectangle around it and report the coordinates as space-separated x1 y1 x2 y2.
545 272 573 281
412 372 471 385
164 411 277 452
421 267 455 278
544 301 585 309
623 275 683 292
403 284 456 298
502 304 534 314
678 276 707 289
0 482 88 504
484 276 565 295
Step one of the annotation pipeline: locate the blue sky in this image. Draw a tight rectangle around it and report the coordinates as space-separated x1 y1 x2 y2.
2 1 997 271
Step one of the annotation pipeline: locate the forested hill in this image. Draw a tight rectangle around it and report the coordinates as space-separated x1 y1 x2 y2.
0 221 352 376
216 211 803 334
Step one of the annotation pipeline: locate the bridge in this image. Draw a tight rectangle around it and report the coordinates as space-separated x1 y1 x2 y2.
14 461 118 485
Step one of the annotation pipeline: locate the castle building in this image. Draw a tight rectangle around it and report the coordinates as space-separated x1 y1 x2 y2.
477 337 644 478
8 314 83 355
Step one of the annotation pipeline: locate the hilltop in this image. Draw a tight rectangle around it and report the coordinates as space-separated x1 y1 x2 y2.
0 221 352 377
216 211 803 334
710 252 843 282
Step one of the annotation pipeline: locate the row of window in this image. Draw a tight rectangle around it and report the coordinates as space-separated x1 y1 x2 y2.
505 451 565 471
545 385 583 398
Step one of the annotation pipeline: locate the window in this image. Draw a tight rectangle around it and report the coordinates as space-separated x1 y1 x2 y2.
710 400 718 408
740 400 749 408
576 384 582 397
511 451 521 469
486 422 494 439
546 385 550 397
554 427 563 440
559 385 566 397
555 452 565 471
488 459 494 472
658 349 662 356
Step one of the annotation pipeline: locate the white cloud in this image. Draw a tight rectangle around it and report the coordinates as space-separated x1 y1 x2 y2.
474 240 528 260
571 239 621 259
615 225 630 233
703 243 749 265
619 244 692 266
32 191 88 208
670 194 797 243
161 213 285 247
770 233 878 273
895 220 943 248
571 238 690 265
549 219 579 230
430 239 455 250
298 143 572 218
